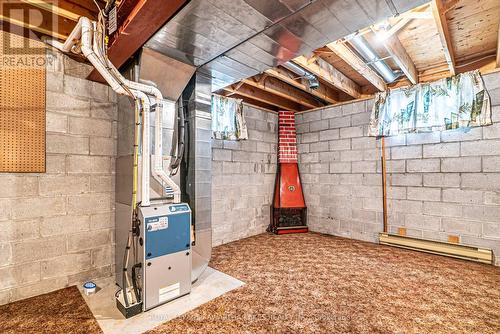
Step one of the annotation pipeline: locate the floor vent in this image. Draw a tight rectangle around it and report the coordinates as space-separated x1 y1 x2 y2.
379 233 493 264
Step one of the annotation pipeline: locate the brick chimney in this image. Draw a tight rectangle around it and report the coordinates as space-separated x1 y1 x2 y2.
269 111 308 235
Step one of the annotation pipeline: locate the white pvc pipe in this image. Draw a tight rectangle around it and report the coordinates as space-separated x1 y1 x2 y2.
89 29 180 203
46 16 181 204
106 66 181 203
45 17 83 52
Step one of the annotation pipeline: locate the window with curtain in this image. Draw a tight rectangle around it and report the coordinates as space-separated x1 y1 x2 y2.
211 94 248 140
368 70 492 137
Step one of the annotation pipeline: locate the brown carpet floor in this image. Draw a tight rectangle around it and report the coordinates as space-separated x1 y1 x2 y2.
148 232 500 334
1 233 499 333
0 285 102 334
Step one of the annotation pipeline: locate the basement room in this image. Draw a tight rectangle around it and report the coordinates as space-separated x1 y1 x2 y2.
0 0 499 333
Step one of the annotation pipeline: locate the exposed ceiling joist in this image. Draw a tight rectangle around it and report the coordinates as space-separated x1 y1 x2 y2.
431 0 456 75
265 67 339 104
220 93 278 113
402 11 432 20
383 4 431 40
19 0 93 21
223 84 303 111
382 34 418 84
243 75 324 109
385 17 411 38
327 42 387 91
0 14 67 40
293 56 361 99
88 0 187 82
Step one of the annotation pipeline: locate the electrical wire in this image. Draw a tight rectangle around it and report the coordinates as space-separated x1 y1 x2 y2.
170 97 186 174
92 0 102 11
455 54 496 68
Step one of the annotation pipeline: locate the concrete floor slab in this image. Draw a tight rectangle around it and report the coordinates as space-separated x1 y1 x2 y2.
79 267 244 334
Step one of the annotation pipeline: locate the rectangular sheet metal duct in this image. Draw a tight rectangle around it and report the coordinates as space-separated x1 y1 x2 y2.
145 0 429 91
379 233 493 264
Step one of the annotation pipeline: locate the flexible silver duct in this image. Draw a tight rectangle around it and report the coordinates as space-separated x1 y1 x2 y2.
349 35 400 83
282 61 319 89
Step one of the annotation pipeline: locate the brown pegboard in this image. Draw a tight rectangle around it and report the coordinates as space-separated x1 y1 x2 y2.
0 31 46 173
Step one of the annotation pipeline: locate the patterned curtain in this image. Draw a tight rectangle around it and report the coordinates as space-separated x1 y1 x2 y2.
368 70 492 137
211 95 248 140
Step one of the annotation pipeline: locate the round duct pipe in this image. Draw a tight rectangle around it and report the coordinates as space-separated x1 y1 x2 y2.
349 35 400 83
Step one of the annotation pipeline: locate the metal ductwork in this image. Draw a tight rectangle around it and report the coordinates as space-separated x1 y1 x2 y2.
281 62 319 90
349 35 400 83
145 0 429 91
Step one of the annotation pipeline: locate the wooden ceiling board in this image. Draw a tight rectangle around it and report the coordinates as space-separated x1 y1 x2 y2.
397 18 448 71
317 48 373 87
447 0 500 62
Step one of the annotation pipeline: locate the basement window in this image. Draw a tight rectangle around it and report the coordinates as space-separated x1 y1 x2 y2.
211 94 248 140
369 70 492 137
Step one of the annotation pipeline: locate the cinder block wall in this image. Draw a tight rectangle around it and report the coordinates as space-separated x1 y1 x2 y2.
0 50 117 305
211 105 278 245
296 71 500 265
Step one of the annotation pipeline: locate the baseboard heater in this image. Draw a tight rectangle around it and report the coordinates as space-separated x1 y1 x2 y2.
379 233 493 264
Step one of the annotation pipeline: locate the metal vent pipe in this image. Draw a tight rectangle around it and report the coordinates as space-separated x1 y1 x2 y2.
349 35 400 83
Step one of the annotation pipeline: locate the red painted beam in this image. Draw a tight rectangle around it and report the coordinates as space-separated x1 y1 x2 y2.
87 0 187 82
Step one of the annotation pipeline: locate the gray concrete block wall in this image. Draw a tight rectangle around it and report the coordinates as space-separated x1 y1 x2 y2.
296 71 500 265
212 105 278 246
0 49 117 305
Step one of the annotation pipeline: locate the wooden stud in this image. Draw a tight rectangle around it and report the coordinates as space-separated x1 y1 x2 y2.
431 0 456 75
381 137 388 233
243 75 324 109
223 84 302 111
264 67 339 104
293 55 361 99
382 34 418 84
327 41 387 91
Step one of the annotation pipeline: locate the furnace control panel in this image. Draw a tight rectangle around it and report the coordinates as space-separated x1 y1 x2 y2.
139 204 191 260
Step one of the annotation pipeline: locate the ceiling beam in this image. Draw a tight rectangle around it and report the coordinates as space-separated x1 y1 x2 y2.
19 0 95 21
385 17 411 38
265 66 339 104
293 55 361 99
382 34 418 84
402 11 432 20
431 0 456 75
219 92 278 113
88 0 187 82
327 41 387 92
223 84 303 111
243 75 324 109
0 15 65 40
0 1 78 41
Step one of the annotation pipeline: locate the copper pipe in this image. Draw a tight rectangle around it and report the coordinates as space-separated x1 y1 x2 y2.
381 137 388 233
